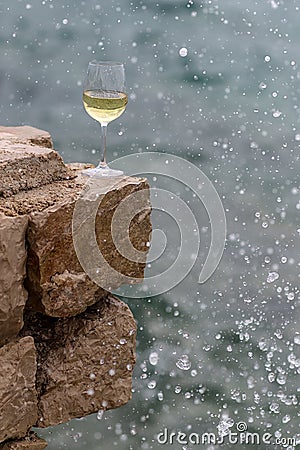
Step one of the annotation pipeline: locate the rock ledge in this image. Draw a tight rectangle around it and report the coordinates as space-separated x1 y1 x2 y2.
0 126 151 448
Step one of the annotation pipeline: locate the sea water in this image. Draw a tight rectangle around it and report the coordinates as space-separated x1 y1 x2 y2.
0 0 299 448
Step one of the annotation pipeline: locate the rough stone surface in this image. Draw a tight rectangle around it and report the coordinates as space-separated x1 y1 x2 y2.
0 213 28 346
0 337 38 443
0 177 84 218
40 270 106 317
0 126 74 198
0 125 149 443
0 433 47 450
24 175 151 317
0 167 150 318
23 296 136 428
0 126 53 149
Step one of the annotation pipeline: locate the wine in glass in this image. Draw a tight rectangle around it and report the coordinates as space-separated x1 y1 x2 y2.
82 61 127 177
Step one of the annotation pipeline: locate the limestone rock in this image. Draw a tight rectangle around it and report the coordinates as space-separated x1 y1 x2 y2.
0 213 28 346
23 296 136 428
24 175 151 317
0 125 148 442
0 337 38 443
0 433 47 449
0 177 83 218
0 151 151 319
40 270 106 317
0 126 53 149
0 126 74 198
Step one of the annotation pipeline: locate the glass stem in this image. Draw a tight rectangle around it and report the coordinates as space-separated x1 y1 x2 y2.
98 122 108 168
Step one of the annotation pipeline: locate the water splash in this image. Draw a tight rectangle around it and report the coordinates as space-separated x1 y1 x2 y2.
176 354 191 371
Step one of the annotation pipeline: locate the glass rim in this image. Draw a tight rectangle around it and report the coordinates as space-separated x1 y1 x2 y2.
88 60 124 67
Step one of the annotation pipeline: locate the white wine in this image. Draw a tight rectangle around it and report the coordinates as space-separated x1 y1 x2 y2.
81 61 126 177
83 89 128 124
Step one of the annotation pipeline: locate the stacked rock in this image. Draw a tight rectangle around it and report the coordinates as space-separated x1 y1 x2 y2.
0 126 151 449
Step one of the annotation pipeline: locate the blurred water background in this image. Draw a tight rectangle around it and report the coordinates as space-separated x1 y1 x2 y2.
0 0 299 448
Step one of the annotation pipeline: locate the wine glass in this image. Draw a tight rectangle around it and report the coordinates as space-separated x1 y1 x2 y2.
82 61 127 177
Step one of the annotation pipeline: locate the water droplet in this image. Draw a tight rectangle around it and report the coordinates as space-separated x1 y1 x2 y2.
258 339 269 351
119 338 127 345
130 426 137 436
230 389 242 402
149 352 159 366
264 55 271 62
274 329 283 339
276 374 286 385
72 432 82 442
157 391 164 401
108 369 115 376
147 380 157 389
174 385 182 394
176 355 191 371
268 373 275 382
267 272 279 283
254 392 260 404
179 47 188 57
294 334 300 345
86 388 94 396
97 410 104 420
287 353 298 366
269 402 280 413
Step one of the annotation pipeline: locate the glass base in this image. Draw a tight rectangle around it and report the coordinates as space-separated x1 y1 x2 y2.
81 165 124 178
